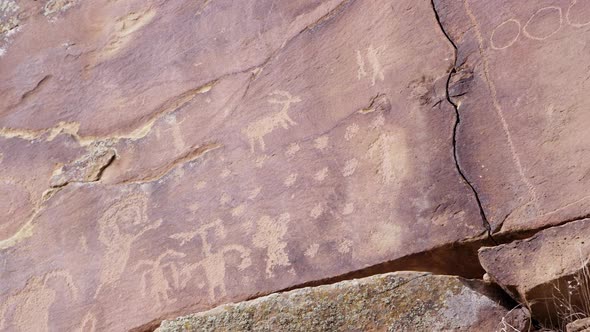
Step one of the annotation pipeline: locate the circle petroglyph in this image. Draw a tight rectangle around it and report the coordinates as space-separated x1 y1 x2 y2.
523 6 563 41
567 0 590 27
490 19 521 50
0 180 33 241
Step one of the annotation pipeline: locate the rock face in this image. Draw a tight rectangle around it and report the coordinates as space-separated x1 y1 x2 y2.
433 0 590 235
2 0 590 330
157 271 528 332
0 0 489 330
479 218 590 327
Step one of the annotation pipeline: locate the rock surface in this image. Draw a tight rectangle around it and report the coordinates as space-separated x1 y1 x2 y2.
434 0 590 234
157 271 528 332
0 0 488 330
479 218 590 327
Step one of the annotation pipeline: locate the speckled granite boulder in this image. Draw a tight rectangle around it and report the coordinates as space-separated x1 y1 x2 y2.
157 271 529 332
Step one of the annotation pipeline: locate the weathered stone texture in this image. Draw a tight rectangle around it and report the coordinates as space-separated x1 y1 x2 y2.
0 0 487 330
479 218 590 327
157 272 528 332
433 0 590 234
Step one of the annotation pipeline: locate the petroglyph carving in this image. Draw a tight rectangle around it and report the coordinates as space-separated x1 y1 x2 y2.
231 204 246 217
567 0 590 27
490 19 521 50
96 193 162 297
134 250 187 309
243 91 301 153
366 133 408 185
285 143 301 157
523 6 562 41
98 8 157 61
284 173 298 187
75 311 97 332
310 203 324 219
314 135 329 150
219 192 231 205
252 213 291 278
337 239 353 254
356 45 385 86
172 220 251 300
342 158 359 177
44 0 77 17
342 202 355 215
463 0 540 208
220 168 231 178
0 271 78 332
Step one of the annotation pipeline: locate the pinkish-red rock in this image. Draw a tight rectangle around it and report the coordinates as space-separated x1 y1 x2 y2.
0 0 491 330
433 0 590 235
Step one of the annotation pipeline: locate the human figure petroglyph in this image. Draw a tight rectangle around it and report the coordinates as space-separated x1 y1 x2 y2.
171 219 251 300
490 19 521 50
243 90 301 153
356 45 385 86
0 270 78 332
523 6 563 41
567 0 590 27
95 193 162 298
252 213 291 278
134 250 187 309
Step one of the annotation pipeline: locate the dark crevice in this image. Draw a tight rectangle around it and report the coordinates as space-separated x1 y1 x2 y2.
492 213 590 245
430 0 497 245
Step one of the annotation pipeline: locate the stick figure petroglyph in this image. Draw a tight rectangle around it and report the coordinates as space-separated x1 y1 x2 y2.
356 45 385 86
95 193 162 298
134 250 187 309
243 91 301 153
0 270 78 332
171 219 251 300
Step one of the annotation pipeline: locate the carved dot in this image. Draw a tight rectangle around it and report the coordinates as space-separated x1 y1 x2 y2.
285 143 300 157
304 243 320 258
231 204 246 217
284 173 298 187
314 167 329 182
314 136 329 150
220 168 231 178
490 19 521 50
342 158 359 177
523 7 562 41
309 203 324 219
345 124 360 141
248 186 262 200
567 0 590 27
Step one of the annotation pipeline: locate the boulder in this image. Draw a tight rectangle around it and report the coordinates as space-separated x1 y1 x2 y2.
479 218 590 328
157 272 529 332
433 0 590 234
0 0 487 330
